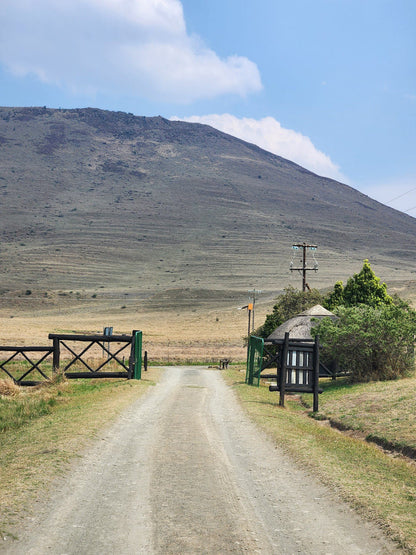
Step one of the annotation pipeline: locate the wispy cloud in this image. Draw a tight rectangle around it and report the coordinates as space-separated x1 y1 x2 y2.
0 0 262 103
173 114 346 181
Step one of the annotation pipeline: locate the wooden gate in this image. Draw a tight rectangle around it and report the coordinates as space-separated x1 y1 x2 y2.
0 331 142 385
49 331 141 379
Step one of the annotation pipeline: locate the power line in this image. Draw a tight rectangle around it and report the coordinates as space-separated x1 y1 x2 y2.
387 186 416 205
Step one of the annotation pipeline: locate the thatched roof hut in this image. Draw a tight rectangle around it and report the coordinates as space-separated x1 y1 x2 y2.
267 305 336 341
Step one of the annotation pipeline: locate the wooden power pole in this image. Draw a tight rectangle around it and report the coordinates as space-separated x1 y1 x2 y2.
248 288 262 332
290 243 318 291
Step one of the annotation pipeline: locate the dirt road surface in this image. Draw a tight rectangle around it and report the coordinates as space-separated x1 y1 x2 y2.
4 367 399 554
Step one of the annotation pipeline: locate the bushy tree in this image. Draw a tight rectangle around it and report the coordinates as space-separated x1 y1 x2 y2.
324 260 392 310
313 303 416 382
324 281 344 311
259 285 323 338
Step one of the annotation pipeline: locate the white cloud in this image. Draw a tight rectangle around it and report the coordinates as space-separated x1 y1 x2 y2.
173 114 345 181
0 0 262 103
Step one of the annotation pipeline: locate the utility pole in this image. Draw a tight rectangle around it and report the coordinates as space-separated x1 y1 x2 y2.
238 304 253 338
247 303 253 337
290 243 318 292
248 288 262 332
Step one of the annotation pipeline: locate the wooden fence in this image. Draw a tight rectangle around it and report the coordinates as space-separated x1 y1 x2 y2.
0 346 54 386
0 330 142 386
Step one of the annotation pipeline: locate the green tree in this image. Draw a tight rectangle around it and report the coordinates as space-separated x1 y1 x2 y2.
259 285 323 338
313 304 416 382
324 280 344 310
324 260 392 309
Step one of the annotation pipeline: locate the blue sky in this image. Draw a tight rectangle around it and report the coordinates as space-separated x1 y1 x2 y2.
0 0 415 212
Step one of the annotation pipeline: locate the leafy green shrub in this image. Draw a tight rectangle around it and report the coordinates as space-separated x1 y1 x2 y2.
324 259 392 310
313 304 416 382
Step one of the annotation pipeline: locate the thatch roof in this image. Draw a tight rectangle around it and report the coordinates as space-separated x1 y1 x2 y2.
267 305 336 341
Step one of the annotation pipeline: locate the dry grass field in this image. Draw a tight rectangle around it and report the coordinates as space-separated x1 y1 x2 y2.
0 293 273 364
1 278 415 364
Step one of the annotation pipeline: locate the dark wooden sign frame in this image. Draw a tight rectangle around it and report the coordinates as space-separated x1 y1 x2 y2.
267 332 321 411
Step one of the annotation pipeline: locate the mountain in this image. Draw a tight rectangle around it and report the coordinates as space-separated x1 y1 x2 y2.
1 106 415 313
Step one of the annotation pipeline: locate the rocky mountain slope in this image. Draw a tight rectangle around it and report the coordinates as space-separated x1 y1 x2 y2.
0 106 415 310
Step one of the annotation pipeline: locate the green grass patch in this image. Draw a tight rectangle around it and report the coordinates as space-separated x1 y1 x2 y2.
302 375 416 455
224 367 416 553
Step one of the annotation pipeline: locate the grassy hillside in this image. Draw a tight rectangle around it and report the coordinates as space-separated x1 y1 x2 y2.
1 106 416 298
307 376 416 456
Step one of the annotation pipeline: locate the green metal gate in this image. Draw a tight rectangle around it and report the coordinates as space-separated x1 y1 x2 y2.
133 330 142 380
245 335 264 386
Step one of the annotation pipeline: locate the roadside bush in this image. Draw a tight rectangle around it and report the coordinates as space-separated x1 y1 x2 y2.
313 304 416 382
324 259 393 310
258 285 324 338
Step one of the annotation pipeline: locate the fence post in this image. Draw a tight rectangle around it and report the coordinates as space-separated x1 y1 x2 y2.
128 331 136 379
313 336 320 412
133 331 142 380
52 337 60 373
245 338 251 384
247 338 254 385
279 332 289 407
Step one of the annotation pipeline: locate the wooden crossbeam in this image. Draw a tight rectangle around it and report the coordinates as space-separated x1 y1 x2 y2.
58 338 132 374
95 341 130 372
60 341 96 373
18 350 53 382
0 347 53 383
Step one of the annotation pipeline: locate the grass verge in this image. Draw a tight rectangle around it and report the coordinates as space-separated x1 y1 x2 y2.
0 370 160 540
223 367 416 554
303 376 416 458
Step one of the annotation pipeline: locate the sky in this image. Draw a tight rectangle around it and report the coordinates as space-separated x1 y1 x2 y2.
0 0 415 213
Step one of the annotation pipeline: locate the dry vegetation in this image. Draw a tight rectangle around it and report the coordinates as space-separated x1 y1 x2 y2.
1 278 416 366
0 294 275 365
0 379 20 397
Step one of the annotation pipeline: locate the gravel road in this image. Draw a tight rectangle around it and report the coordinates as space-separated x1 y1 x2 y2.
4 366 399 554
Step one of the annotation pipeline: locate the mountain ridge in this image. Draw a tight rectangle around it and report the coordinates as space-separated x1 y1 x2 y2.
0 106 415 311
